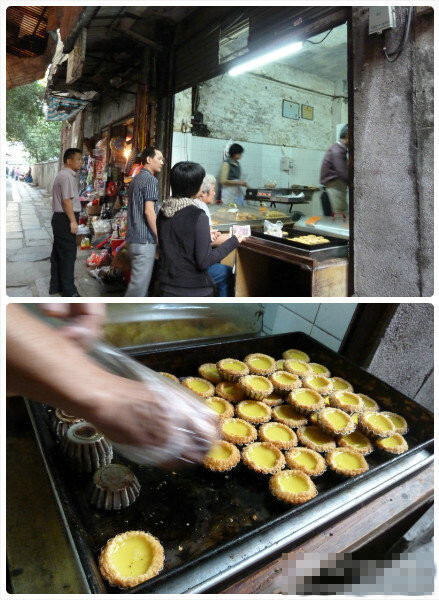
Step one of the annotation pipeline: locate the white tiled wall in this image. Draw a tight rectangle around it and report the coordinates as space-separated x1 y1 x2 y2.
262 303 358 351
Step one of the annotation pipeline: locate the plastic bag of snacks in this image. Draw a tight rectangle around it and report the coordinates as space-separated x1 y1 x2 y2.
263 219 284 237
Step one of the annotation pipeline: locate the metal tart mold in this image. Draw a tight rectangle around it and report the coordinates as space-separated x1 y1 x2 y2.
90 464 141 510
50 408 84 439
61 422 113 473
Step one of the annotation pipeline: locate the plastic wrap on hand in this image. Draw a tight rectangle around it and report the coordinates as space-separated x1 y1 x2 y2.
88 342 217 467
263 219 284 237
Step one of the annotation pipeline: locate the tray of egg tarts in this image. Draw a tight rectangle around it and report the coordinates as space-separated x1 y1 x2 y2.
27 332 434 594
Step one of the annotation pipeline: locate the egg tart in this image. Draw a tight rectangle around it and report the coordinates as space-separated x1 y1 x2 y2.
302 375 333 396
239 375 273 401
269 470 317 504
285 447 326 477
357 393 380 412
198 363 222 384
309 362 331 378
269 370 302 395
358 412 395 439
263 392 285 407
215 381 246 403
158 372 180 384
282 349 310 362
326 448 369 477
338 430 373 455
242 442 285 474
297 426 336 452
220 418 257 445
330 377 353 392
351 413 359 425
182 377 215 398
284 358 313 378
99 530 164 588
380 412 408 435
317 407 356 436
244 353 277 376
309 412 318 425
288 388 325 415
204 396 234 419
329 391 364 414
217 358 249 382
375 433 408 455
90 464 141 510
203 441 240 472
258 422 298 450
272 404 308 428
50 408 84 439
236 400 271 424
276 359 285 370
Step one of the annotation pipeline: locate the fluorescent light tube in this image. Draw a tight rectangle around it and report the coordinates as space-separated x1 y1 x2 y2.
229 41 303 76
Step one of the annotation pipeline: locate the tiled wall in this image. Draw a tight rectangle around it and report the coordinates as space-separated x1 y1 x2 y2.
262 303 358 351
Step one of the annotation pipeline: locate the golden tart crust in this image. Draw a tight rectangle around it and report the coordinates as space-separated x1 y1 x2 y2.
204 396 234 420
285 447 327 476
272 404 308 428
357 393 380 412
284 358 313 378
203 441 241 471
329 391 364 414
158 372 180 384
244 353 276 376
220 418 257 445
269 370 302 395
258 422 298 450
288 388 325 415
375 433 408 454
215 381 246 403
269 469 317 504
317 407 356 436
326 448 369 477
309 362 331 378
198 363 223 384
236 400 272 424
217 358 249 381
263 392 285 407
276 359 285 370
380 412 408 435
358 411 395 439
297 426 336 452
330 377 354 393
182 377 215 398
239 375 273 401
242 442 285 474
282 349 310 362
99 530 164 589
337 430 373 455
302 375 333 396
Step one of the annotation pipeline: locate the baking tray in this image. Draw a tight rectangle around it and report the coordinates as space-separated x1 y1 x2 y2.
27 332 434 594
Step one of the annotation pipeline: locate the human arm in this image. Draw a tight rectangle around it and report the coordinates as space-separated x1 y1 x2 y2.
333 145 349 183
193 213 240 271
61 198 78 234
211 232 232 247
145 200 158 241
219 162 247 187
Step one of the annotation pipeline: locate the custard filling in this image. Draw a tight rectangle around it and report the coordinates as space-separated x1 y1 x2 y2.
208 443 232 460
289 360 308 372
311 364 326 374
264 425 292 442
279 473 309 492
325 411 349 428
277 360 285 369
275 405 300 419
290 451 317 470
366 414 392 431
304 428 332 445
333 380 349 391
352 414 359 424
248 445 277 468
309 377 327 388
247 377 271 391
360 396 376 408
380 435 402 448
222 360 246 371
294 390 319 406
206 399 226 414
387 415 405 428
249 357 272 369
204 366 219 378
189 380 211 393
284 350 308 361
110 537 153 578
223 420 250 436
241 402 269 417
341 432 368 448
333 452 363 470
338 393 360 405
274 373 296 385
223 383 241 397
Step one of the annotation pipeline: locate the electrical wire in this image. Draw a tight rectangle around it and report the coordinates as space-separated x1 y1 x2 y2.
306 28 334 45
383 7 414 62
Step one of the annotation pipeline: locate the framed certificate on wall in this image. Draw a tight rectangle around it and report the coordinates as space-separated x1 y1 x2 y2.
282 100 300 120
301 104 314 120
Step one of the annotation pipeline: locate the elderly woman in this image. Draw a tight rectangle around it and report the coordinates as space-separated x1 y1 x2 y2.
157 162 243 297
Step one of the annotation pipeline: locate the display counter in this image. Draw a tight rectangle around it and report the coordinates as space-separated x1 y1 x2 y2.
210 203 292 231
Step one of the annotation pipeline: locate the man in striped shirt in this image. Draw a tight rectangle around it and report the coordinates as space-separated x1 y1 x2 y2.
125 147 164 296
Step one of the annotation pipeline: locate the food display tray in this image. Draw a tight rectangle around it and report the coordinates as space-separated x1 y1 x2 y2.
27 332 434 594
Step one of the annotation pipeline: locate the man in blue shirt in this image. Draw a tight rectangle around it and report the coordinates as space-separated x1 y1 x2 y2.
125 146 164 296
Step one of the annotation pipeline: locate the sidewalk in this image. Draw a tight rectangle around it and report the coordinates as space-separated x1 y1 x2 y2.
6 179 110 297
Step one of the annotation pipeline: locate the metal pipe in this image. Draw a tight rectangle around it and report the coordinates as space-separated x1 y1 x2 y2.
63 7 101 54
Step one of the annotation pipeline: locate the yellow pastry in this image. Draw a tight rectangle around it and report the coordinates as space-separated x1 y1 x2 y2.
380 412 408 435
357 393 380 412
258 422 298 450
239 375 273 401
99 530 164 589
375 433 408 454
244 353 276 376
330 377 353 392
158 372 180 384
326 448 369 477
285 447 326 476
272 404 308 428
276 359 285 370
220 418 257 445
182 377 215 398
296 426 336 452
358 412 395 439
284 358 313 378
288 388 325 415
338 430 373 455
309 412 318 425
236 400 271 424
217 358 249 382
309 362 331 378
282 349 310 362
269 470 317 504
203 441 241 471
329 391 364 414
198 363 223 384
302 375 333 396
269 370 302 395
317 407 356 436
263 392 285 407
242 441 285 474
204 396 234 419
215 381 246 403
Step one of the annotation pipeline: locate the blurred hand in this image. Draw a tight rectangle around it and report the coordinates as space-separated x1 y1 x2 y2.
40 303 105 349
236 233 246 243
70 221 79 235
212 232 231 247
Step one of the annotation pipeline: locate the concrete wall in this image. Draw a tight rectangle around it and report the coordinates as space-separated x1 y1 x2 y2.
352 8 433 296
30 160 59 193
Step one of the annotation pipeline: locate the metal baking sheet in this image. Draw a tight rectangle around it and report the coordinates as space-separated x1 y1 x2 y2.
27 332 434 594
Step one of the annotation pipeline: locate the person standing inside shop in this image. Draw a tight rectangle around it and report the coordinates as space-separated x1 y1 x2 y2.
219 143 248 205
125 146 165 296
320 124 349 213
49 148 83 296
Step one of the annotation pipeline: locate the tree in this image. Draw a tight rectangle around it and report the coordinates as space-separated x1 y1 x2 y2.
6 80 62 163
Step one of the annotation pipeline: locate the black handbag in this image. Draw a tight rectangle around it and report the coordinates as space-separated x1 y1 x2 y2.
321 189 332 216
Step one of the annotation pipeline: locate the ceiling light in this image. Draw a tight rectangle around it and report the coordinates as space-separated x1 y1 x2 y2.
229 41 303 76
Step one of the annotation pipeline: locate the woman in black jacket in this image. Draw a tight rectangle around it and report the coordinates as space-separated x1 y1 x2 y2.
157 162 243 296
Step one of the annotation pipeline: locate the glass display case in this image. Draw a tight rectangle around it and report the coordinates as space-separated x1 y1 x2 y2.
210 204 292 230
